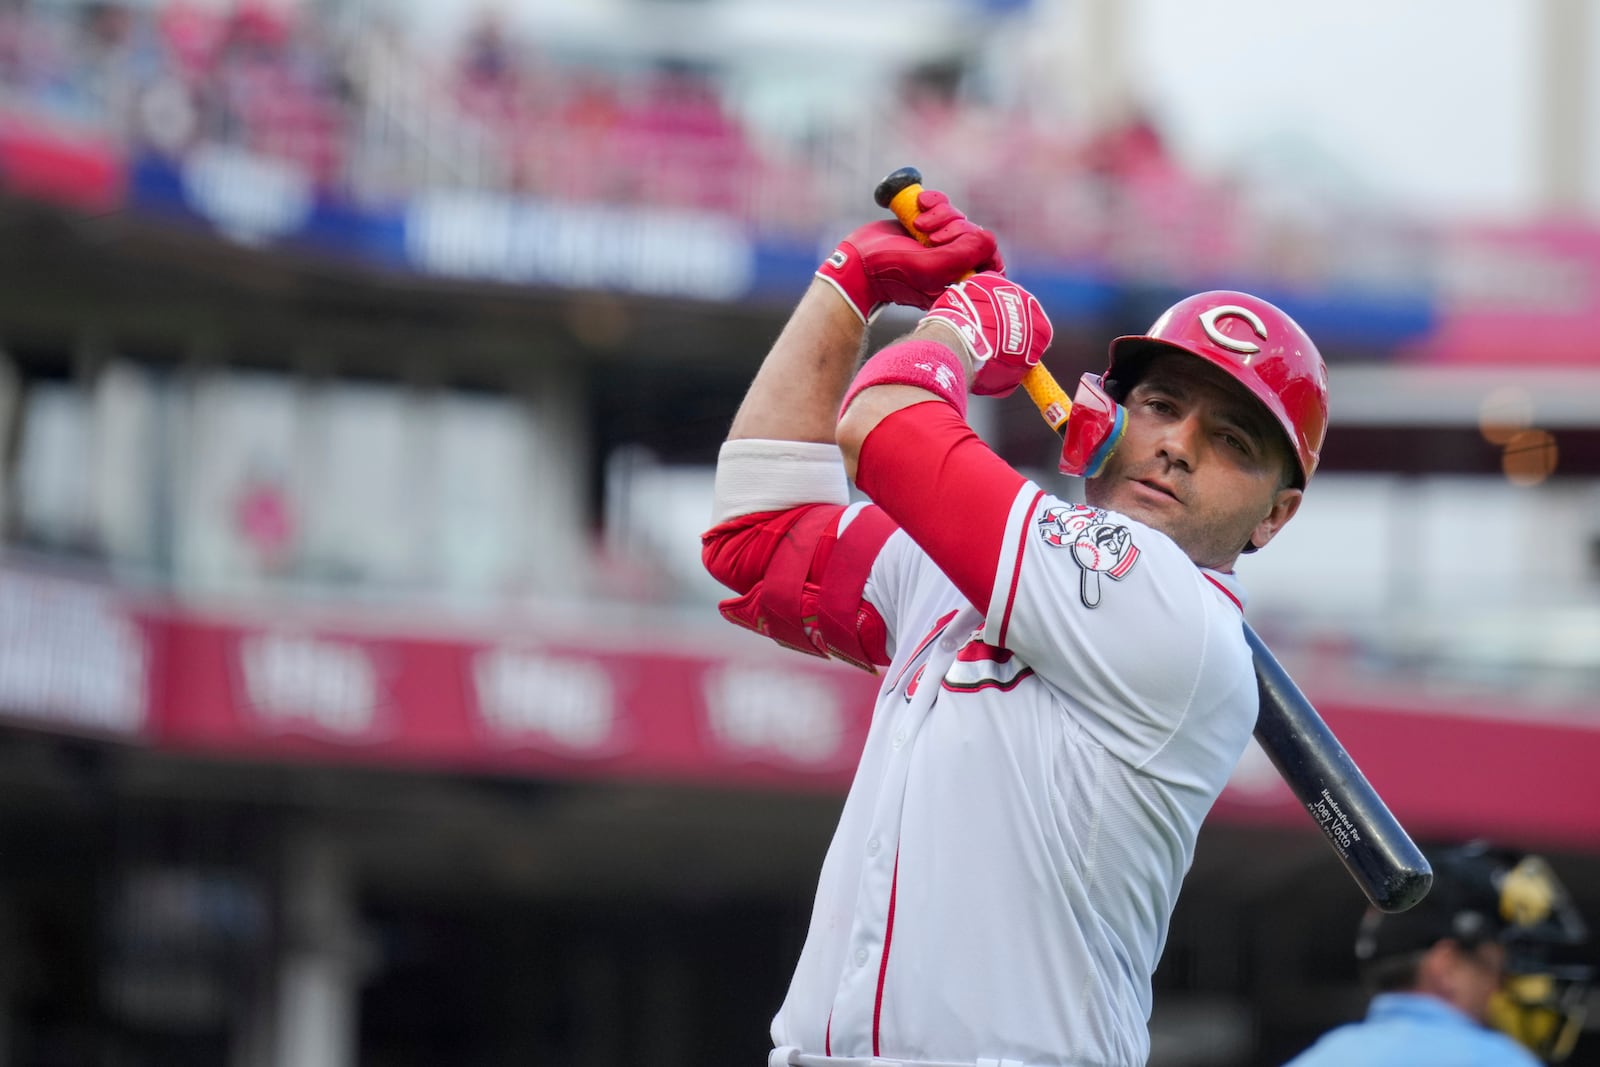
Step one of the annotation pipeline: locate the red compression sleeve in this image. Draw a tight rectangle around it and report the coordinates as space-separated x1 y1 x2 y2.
853 401 1029 612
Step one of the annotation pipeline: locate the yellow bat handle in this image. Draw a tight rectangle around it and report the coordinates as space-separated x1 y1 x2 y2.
882 178 1073 433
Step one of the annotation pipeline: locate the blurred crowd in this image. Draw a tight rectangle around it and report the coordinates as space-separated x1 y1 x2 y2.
0 0 1257 264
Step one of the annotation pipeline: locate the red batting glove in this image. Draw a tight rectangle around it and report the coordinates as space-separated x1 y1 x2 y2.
815 190 1004 324
921 272 1052 398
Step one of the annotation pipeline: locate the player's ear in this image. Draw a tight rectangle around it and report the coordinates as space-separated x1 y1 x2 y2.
1248 487 1302 552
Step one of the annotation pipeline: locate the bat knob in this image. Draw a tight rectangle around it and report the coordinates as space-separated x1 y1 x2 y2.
874 166 923 208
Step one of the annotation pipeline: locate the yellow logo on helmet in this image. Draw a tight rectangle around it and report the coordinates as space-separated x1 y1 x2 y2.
1501 856 1559 928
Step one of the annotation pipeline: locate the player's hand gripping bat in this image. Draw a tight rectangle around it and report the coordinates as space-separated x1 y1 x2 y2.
874 166 1433 914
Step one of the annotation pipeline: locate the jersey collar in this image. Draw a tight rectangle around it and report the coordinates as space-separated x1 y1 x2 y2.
1367 992 1481 1029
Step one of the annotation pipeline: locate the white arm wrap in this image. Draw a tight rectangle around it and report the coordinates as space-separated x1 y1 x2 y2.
711 439 851 525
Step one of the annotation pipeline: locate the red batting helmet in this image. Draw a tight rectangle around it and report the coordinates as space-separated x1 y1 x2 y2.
1103 291 1329 487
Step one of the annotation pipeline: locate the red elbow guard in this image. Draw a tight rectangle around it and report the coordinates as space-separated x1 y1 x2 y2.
701 504 895 672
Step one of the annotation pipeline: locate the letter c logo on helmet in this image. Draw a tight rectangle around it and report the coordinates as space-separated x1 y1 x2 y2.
1198 305 1267 355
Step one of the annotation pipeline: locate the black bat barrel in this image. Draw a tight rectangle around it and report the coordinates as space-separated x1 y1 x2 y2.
1243 623 1433 913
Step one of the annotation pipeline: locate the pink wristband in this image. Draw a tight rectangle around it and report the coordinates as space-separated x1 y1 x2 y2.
839 340 968 420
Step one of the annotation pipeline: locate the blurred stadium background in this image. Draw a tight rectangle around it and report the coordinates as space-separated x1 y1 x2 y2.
0 0 1597 1063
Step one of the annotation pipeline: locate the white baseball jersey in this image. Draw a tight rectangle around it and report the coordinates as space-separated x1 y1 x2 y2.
707 409 1260 1067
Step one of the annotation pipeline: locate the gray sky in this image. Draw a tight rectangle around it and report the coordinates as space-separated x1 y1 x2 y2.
1128 0 1591 223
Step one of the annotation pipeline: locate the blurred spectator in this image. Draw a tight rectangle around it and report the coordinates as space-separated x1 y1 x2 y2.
617 62 751 211
207 2 344 184
233 466 296 578
521 69 622 198
157 0 225 82
0 0 27 82
0 0 74 114
1078 104 1172 182
452 10 522 123
458 12 513 88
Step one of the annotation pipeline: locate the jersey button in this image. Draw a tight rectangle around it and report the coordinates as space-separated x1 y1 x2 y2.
867 837 880 856
892 729 907 749
854 948 869 966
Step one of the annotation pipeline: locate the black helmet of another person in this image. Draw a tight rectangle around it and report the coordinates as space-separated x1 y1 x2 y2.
1356 840 1592 1063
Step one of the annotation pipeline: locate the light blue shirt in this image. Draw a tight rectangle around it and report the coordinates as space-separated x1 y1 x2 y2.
1282 992 1541 1067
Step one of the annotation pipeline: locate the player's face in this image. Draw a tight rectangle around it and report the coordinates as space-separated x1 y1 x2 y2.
1084 353 1302 570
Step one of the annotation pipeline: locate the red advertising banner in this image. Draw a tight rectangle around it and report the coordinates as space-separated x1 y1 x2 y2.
146 607 1600 846
149 611 879 792
1217 699 1600 849
0 108 123 214
1 563 1597 844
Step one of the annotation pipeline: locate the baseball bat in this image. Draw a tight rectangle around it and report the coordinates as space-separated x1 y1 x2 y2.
874 166 1432 914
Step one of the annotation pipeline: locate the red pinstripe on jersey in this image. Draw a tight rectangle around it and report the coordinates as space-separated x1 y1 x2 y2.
872 849 900 1056
996 489 1045 647
1204 573 1243 612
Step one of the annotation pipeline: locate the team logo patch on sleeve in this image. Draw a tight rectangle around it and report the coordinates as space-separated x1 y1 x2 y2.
1037 504 1141 608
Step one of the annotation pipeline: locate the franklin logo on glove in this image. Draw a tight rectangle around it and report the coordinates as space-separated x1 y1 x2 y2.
922 271 1052 398
997 286 1028 356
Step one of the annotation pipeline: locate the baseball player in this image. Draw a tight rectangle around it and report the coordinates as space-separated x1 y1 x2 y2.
702 192 1328 1067
1281 841 1593 1066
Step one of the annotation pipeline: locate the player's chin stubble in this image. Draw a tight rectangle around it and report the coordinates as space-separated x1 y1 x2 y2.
1084 476 1247 571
